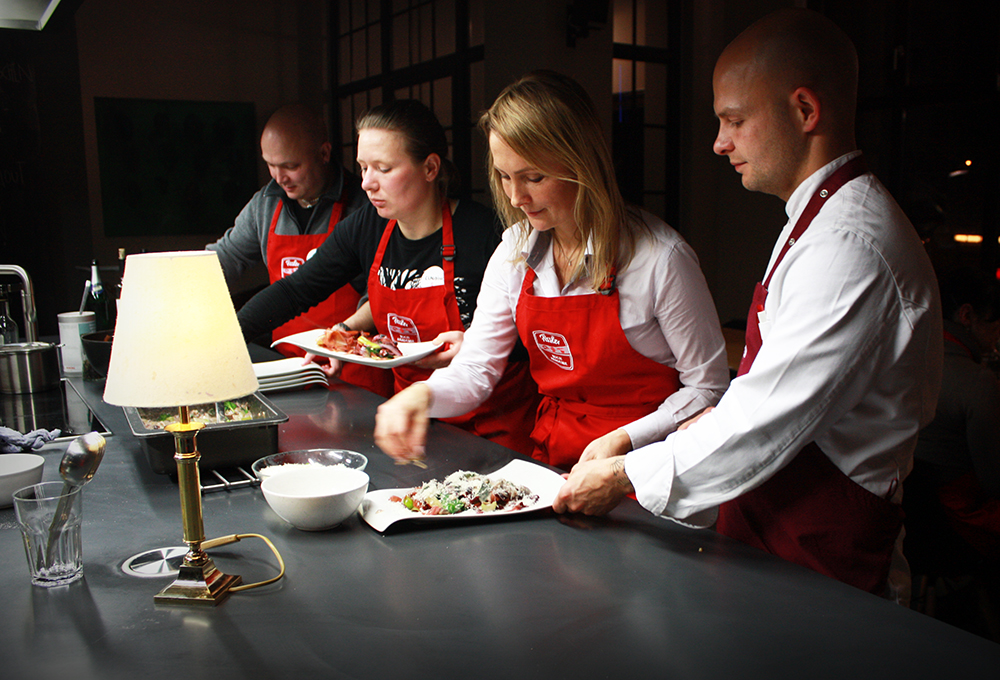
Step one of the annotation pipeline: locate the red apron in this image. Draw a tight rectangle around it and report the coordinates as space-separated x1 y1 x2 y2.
515 266 681 470
367 204 539 455
266 195 394 397
716 155 904 595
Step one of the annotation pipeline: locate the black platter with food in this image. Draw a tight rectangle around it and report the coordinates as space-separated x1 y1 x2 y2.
122 392 288 475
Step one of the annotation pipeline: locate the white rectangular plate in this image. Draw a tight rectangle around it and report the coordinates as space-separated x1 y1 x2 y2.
272 329 440 369
257 376 330 393
253 357 328 380
360 459 565 532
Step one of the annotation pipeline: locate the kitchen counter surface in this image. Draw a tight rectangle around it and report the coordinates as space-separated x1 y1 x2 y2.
1 376 997 679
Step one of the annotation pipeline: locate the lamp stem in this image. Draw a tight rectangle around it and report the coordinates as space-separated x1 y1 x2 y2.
154 408 241 606
174 417 206 557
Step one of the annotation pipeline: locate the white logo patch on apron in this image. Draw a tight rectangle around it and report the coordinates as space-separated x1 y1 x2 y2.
281 256 304 277
387 313 420 343
532 330 574 371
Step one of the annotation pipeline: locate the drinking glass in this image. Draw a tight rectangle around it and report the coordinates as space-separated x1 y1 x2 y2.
13 481 84 587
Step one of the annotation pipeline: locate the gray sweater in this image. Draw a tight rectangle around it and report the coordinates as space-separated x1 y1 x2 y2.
207 166 368 285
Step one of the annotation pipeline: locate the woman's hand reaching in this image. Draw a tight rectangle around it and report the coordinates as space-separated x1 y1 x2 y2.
374 383 434 463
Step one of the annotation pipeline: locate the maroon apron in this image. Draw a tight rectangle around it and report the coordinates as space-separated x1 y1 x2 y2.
267 193 395 398
367 204 539 456
716 156 905 595
515 267 681 470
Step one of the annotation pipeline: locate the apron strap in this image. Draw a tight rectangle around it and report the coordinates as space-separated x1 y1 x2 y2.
763 155 868 289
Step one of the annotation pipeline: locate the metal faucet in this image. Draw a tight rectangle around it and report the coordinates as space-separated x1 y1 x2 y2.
0 265 38 342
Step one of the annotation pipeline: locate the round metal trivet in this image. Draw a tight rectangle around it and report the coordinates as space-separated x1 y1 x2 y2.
121 547 187 578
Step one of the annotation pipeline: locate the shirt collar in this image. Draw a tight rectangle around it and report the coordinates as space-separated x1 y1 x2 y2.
263 165 343 202
522 224 596 274
784 150 863 222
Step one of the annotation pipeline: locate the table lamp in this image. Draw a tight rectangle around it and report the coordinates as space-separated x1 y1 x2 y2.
104 251 259 606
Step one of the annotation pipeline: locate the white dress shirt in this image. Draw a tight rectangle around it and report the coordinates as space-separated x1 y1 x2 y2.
426 209 730 448
626 153 943 528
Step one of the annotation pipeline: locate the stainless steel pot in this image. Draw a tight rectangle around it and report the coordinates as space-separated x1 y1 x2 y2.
0 342 61 394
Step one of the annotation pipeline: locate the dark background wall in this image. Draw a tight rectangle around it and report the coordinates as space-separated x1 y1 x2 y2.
1 7 90 337
1 0 996 336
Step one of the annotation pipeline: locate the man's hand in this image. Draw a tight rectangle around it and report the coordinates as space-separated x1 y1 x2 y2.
678 406 713 431
552 456 632 516
578 428 632 463
373 383 433 462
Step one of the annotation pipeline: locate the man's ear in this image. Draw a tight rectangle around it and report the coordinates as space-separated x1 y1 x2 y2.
790 86 821 133
955 302 977 327
320 141 332 164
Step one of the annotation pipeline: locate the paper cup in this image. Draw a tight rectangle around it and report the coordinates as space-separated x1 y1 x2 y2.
58 311 96 374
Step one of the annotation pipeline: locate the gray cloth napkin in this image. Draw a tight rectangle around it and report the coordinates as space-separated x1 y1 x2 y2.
0 426 61 452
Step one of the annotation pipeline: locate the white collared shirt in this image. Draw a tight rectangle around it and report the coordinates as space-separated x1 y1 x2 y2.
626 153 943 527
426 209 730 448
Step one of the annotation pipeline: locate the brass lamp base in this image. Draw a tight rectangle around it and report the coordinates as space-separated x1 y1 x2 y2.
155 414 241 606
154 551 242 606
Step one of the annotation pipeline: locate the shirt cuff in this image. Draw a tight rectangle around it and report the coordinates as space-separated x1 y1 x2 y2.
622 415 667 451
624 439 676 517
424 375 465 419
626 436 724 528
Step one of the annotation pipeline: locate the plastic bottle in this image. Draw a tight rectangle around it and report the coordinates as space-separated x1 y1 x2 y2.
85 259 116 332
0 284 19 345
116 248 126 299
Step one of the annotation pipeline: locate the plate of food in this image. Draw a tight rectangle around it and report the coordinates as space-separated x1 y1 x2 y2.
272 328 440 369
360 458 565 532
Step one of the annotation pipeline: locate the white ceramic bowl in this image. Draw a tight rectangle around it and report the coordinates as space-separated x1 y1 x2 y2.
0 453 45 508
261 465 369 531
251 449 368 481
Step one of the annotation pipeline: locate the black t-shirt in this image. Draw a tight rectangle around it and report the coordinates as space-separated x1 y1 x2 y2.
238 198 503 341
285 198 319 230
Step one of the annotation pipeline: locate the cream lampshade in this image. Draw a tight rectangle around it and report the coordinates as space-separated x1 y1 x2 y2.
103 250 257 407
104 250 258 606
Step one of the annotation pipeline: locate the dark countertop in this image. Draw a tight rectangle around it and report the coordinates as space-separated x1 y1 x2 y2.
1 376 997 679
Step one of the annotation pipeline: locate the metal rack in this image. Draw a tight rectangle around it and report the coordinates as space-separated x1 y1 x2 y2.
199 466 259 494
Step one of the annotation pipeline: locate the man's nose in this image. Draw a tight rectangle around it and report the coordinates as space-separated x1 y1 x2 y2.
713 128 733 156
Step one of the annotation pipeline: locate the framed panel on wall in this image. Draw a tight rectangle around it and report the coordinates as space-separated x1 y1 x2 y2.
94 98 257 237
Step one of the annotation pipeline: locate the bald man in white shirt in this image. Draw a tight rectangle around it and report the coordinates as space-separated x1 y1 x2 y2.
554 8 942 601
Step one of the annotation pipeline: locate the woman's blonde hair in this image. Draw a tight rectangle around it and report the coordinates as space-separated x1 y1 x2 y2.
479 70 641 290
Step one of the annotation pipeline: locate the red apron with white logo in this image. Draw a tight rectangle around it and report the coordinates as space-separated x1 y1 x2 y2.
267 195 394 397
716 156 904 595
367 204 539 455
514 267 681 470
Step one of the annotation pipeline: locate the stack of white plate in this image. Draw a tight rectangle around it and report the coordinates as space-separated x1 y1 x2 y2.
253 358 329 393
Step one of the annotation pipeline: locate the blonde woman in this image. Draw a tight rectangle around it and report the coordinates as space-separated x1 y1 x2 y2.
375 71 729 470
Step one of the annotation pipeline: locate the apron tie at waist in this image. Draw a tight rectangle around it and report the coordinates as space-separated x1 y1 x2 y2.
539 394 663 420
